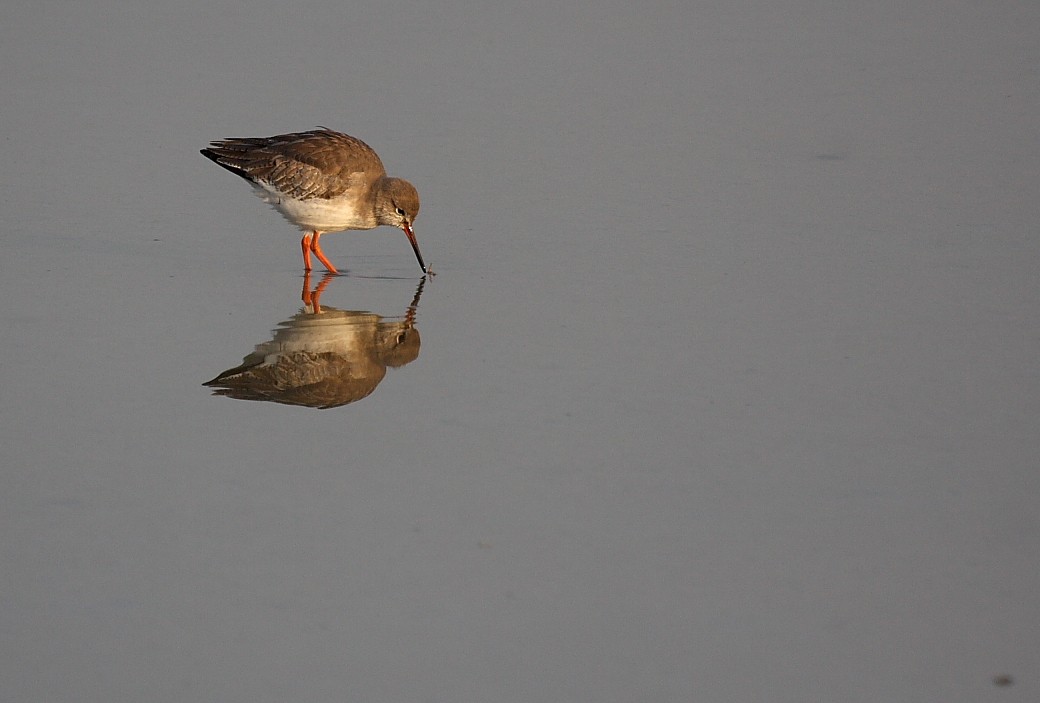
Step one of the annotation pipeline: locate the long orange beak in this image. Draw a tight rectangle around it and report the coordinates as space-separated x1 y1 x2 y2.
403 222 427 274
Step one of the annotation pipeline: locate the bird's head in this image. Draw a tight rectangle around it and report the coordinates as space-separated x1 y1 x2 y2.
375 178 425 273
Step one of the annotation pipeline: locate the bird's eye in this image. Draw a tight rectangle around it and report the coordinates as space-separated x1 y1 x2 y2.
396 207 406 216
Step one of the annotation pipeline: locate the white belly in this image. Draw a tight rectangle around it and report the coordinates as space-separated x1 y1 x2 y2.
252 183 377 232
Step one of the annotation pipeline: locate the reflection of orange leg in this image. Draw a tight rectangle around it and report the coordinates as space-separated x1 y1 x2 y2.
301 233 313 271
302 270 314 305
311 272 335 311
309 231 339 274
302 271 337 313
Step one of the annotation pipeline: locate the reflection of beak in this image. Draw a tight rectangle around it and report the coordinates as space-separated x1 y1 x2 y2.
403 222 427 274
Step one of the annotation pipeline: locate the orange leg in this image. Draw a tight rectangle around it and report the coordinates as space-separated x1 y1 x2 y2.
300 233 314 272
309 231 339 274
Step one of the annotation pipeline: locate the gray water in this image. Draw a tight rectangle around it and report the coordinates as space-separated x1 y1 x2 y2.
2 1 1038 701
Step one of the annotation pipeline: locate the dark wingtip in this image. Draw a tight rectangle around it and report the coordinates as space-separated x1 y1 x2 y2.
200 147 254 181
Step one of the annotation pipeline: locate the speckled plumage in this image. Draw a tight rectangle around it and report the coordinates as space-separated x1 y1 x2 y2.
201 127 425 274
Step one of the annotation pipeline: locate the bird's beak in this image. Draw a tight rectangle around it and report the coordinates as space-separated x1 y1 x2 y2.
403 222 427 274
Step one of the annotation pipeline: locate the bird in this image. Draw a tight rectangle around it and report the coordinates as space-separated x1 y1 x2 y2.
201 127 426 274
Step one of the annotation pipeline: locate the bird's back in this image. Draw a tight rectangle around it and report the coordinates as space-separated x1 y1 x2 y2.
200 128 387 201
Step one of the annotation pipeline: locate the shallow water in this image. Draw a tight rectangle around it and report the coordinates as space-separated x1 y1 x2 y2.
2 1 1038 701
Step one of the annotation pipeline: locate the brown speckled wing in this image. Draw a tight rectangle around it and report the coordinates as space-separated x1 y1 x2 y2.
202 129 387 201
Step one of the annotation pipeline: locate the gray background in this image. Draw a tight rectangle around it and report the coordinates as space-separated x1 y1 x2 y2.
2 1 1038 701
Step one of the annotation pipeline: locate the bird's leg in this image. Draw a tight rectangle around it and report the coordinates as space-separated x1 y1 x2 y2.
309 231 339 274
301 233 314 272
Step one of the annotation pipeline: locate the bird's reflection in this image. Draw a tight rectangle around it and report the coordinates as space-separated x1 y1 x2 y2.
204 273 425 409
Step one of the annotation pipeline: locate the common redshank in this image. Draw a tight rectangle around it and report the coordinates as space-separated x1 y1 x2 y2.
201 127 426 274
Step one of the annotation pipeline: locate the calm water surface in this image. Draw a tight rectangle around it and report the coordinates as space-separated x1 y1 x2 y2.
2 1 1038 701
